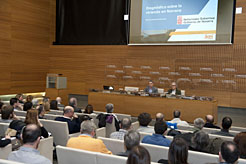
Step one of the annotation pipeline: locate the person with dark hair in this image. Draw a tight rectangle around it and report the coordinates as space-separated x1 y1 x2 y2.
50 100 59 110
127 145 151 164
169 110 189 126
26 95 34 102
15 94 24 104
158 137 188 164
137 113 153 133
0 101 4 113
55 106 81 134
219 141 239 164
142 121 171 147
204 115 220 129
117 130 140 157
0 105 18 123
10 98 22 111
23 102 33 111
144 80 158 94
8 124 52 164
84 104 94 114
156 113 165 122
69 97 81 113
234 132 246 159
110 118 132 140
37 105 45 119
212 117 234 137
190 131 210 153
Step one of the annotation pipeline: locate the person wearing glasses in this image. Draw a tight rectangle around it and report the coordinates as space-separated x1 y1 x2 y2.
167 82 181 95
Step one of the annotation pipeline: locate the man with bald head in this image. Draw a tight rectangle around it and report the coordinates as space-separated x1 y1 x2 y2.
156 113 164 122
167 82 181 95
110 118 132 140
219 141 239 164
55 106 81 134
204 115 220 129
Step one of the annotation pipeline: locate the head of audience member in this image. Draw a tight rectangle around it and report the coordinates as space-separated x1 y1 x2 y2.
0 101 4 113
171 82 177 90
23 102 33 111
120 118 132 130
43 101 50 112
168 137 188 164
154 120 168 135
124 130 140 151
15 94 23 102
26 95 33 102
191 131 209 151
219 141 239 164
173 110 181 119
43 97 50 103
205 115 215 124
10 98 19 108
50 100 58 110
148 80 154 88
156 113 164 122
56 97 62 104
1 105 15 120
69 97 78 108
194 118 205 130
222 117 232 131
21 124 41 149
127 145 151 164
84 104 94 114
138 113 152 127
37 105 45 118
63 106 75 118
234 132 246 158
105 103 114 113
32 99 39 108
25 109 39 125
80 120 97 137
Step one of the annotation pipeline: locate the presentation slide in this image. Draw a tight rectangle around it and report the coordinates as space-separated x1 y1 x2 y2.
129 0 235 45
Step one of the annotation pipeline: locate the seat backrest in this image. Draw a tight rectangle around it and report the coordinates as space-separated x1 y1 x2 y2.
231 126 246 132
38 137 54 162
96 152 127 164
131 121 139 131
39 119 69 146
43 114 58 120
0 144 12 160
13 111 26 117
48 110 63 115
56 145 97 164
96 127 106 138
106 118 116 138
0 123 10 137
98 137 125 154
0 159 24 164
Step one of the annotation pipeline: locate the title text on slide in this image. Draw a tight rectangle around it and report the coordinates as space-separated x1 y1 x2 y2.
146 4 182 15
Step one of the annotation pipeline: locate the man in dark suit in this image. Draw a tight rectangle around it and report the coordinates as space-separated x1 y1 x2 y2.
212 117 234 137
55 106 81 134
167 82 181 95
144 80 158 94
204 115 220 129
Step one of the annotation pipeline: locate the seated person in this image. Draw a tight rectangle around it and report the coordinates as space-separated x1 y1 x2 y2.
234 132 246 159
144 80 158 94
167 82 181 95
15 94 24 104
10 98 22 111
56 97 65 109
0 105 18 123
212 117 234 137
37 105 45 119
137 113 153 133
142 120 171 147
204 115 220 129
8 124 52 164
168 110 189 126
158 137 188 164
156 113 165 122
0 134 11 148
127 145 151 164
84 104 94 114
55 106 81 134
67 120 112 154
50 100 59 110
219 141 239 164
0 101 4 113
189 131 210 153
23 102 33 111
69 97 81 113
110 117 132 140
117 130 140 157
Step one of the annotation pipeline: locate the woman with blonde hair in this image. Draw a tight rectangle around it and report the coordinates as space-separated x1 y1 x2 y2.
43 101 50 112
24 109 49 138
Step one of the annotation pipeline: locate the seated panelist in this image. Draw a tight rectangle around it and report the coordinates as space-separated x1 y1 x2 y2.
167 82 181 95
144 81 158 94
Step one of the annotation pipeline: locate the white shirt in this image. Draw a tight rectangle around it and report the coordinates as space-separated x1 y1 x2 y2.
169 118 189 126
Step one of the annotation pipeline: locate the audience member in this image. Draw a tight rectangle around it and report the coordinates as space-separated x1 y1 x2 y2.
193 117 205 131
204 115 220 129
110 117 132 140
50 100 59 110
137 112 153 133
15 94 24 104
10 98 22 111
156 113 165 122
67 120 112 154
69 97 81 113
219 141 239 164
23 102 33 111
84 104 94 114
212 117 234 137
158 137 188 164
127 145 151 164
234 132 246 159
142 120 171 147
37 105 45 119
117 130 140 157
56 97 65 109
8 124 52 164
55 106 81 134
0 101 4 113
0 105 17 123
190 131 210 153
43 101 50 112
169 110 189 126
32 99 39 108
0 134 11 148
43 97 50 103
24 109 49 138
26 95 33 102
